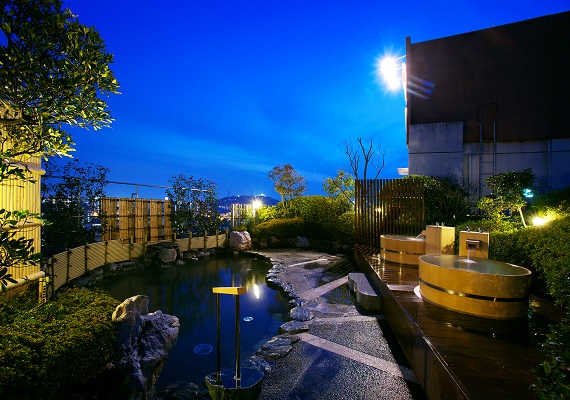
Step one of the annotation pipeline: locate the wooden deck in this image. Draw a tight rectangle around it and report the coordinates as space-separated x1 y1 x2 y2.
355 245 558 400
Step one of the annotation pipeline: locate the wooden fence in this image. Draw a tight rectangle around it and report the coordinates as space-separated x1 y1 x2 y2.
45 232 229 297
101 197 173 242
355 179 425 247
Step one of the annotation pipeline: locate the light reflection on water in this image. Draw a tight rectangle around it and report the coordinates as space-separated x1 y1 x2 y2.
94 254 289 388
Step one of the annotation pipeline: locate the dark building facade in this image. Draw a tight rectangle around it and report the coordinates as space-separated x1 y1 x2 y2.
405 11 570 196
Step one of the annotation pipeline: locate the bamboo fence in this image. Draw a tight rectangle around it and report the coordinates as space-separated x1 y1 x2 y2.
101 197 173 242
0 152 44 281
355 179 424 247
45 231 229 297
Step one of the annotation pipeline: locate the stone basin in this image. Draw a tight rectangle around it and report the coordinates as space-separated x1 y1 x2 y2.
418 254 532 320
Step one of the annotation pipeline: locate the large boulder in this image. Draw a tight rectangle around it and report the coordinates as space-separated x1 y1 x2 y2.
229 231 252 251
145 242 180 265
110 295 180 400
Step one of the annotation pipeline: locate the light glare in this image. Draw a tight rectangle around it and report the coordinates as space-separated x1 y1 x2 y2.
376 55 403 91
532 216 548 226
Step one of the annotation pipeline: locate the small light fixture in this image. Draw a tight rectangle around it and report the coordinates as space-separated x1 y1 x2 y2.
532 216 548 226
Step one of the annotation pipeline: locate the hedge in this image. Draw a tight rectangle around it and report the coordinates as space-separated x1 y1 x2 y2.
0 288 119 400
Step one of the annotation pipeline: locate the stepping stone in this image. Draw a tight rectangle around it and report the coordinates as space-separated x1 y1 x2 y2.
348 272 382 313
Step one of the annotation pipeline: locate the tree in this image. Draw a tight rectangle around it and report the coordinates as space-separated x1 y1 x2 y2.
0 0 120 162
41 159 109 255
323 169 355 209
343 137 390 181
478 168 535 227
268 164 307 208
402 175 475 226
165 175 221 236
0 0 119 285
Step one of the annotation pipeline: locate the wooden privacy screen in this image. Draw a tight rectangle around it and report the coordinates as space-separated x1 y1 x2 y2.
355 179 425 247
101 197 173 242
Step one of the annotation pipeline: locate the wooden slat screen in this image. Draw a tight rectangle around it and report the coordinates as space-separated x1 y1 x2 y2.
355 179 424 247
101 197 173 243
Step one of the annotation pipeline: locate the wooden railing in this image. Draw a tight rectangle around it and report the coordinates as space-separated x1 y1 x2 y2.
355 179 425 248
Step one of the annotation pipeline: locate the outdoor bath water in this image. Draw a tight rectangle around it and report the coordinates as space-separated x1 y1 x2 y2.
94 253 289 388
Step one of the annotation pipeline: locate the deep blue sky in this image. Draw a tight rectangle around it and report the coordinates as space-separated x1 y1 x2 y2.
61 1 570 199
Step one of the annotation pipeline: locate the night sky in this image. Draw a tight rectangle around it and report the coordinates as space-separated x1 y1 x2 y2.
60 1 570 199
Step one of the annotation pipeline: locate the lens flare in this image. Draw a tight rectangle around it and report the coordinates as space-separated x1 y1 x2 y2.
376 55 403 91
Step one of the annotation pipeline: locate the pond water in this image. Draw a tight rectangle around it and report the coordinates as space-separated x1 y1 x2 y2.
94 253 289 388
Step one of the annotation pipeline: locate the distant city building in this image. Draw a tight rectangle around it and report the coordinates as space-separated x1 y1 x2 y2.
404 11 570 196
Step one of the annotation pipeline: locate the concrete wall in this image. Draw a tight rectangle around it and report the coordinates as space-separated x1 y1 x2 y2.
408 121 463 178
409 121 570 196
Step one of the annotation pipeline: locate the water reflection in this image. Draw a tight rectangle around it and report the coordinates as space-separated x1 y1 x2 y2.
94 254 289 387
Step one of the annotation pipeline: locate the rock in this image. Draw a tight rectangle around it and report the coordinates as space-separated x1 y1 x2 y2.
290 306 314 321
279 320 310 334
89 267 104 279
159 248 178 263
288 298 305 308
295 236 310 248
256 335 298 359
110 295 180 400
145 243 180 265
229 231 252 251
242 355 272 375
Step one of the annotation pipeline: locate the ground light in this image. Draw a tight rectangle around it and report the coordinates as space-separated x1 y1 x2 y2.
532 216 549 226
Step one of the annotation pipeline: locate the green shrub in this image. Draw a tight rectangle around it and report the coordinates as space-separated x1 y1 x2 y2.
327 211 355 244
0 288 119 400
257 205 281 222
532 312 570 400
402 175 474 226
251 196 352 243
250 217 308 242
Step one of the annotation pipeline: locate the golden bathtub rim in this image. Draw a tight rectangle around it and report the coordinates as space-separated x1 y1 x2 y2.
418 254 532 320
420 254 531 276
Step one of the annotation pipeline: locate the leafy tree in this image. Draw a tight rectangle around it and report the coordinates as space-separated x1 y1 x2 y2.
268 164 307 208
165 174 221 236
402 175 474 226
41 159 109 255
323 169 355 209
478 168 535 227
0 0 120 162
0 0 119 284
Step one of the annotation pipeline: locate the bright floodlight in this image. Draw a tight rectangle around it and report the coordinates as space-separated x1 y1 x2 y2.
532 216 548 226
252 199 262 210
532 217 547 226
377 55 402 91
